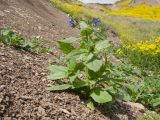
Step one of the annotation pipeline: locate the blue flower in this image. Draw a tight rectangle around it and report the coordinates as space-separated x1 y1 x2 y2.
93 18 101 24
68 16 74 28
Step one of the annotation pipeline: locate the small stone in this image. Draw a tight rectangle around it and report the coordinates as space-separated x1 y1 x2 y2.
4 9 10 13
19 96 32 100
0 85 6 92
0 11 5 16
4 117 12 120
126 101 145 112
60 108 70 115
0 98 3 103
38 106 46 116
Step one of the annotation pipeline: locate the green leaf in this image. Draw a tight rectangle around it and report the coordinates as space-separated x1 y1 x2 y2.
58 41 75 54
151 98 160 107
81 28 93 37
85 59 103 72
95 40 110 51
66 49 88 60
79 21 88 30
47 84 72 91
67 59 77 72
47 65 68 80
0 29 12 36
48 65 68 73
73 80 88 89
47 73 66 80
60 37 79 44
86 53 94 62
90 88 112 103
69 75 77 83
86 99 95 110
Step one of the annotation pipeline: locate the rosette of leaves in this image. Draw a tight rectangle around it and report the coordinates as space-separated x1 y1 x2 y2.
47 21 132 110
0 28 51 54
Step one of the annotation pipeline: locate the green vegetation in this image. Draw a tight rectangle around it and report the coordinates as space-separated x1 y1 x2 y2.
138 76 160 110
117 38 160 71
0 29 51 54
48 0 160 113
47 21 136 109
47 22 160 111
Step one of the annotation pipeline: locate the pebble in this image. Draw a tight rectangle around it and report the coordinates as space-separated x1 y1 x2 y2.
0 85 6 92
19 96 32 101
0 11 5 16
60 108 70 115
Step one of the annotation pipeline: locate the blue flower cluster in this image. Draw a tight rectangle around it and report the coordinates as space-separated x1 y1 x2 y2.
68 16 74 28
93 18 101 24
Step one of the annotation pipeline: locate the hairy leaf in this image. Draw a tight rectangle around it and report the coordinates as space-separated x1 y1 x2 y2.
48 65 68 80
47 84 72 91
95 40 110 51
85 59 103 72
58 41 75 54
60 37 79 44
90 88 112 103
80 21 88 30
86 99 95 110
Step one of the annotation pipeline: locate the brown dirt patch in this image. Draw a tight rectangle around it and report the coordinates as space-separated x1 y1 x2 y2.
130 0 160 7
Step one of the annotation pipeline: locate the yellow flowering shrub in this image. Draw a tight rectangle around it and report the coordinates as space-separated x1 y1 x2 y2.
124 37 160 56
50 0 107 21
111 5 160 21
50 0 82 18
118 37 160 70
64 4 82 16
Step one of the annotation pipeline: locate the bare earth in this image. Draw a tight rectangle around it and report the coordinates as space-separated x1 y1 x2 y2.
0 0 145 120
130 0 160 6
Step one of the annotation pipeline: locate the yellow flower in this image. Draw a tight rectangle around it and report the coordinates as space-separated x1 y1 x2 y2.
116 49 123 55
110 5 160 21
147 44 156 50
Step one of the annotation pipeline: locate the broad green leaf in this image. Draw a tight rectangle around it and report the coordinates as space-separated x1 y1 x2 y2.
81 28 93 36
69 70 81 83
69 75 77 83
47 73 67 80
58 41 74 54
73 80 88 89
79 21 88 30
47 65 68 80
90 88 112 103
0 29 11 36
48 65 68 73
95 40 110 51
67 59 77 72
47 84 72 91
86 99 95 110
60 37 79 44
66 49 88 60
85 59 103 72
86 53 94 62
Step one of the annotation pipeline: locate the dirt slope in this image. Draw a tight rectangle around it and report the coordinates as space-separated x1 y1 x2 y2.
0 0 145 120
131 0 160 6
0 0 78 42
